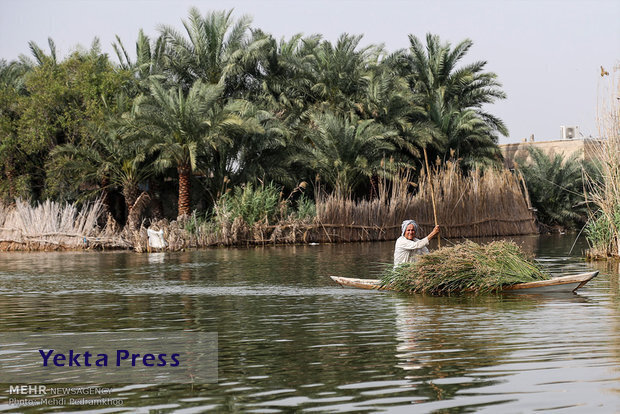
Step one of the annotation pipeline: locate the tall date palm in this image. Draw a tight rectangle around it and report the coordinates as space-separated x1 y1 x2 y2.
113 29 167 97
401 34 508 167
130 80 246 218
159 8 268 94
255 33 321 123
298 110 400 197
309 34 380 114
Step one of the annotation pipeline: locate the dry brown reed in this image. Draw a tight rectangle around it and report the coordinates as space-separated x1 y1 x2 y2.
314 161 537 242
586 65 620 258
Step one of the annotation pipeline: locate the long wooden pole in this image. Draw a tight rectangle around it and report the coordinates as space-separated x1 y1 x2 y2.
423 147 440 248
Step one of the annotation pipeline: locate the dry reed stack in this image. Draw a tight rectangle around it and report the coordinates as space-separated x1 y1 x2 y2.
412 162 538 238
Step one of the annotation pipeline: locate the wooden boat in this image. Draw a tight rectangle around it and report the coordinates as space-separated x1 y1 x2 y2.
330 271 599 294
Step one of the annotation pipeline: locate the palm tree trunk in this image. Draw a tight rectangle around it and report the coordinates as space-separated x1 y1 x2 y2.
122 185 139 214
99 176 120 230
178 164 191 218
127 191 151 229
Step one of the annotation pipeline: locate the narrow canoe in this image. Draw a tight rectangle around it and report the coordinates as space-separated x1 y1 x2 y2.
330 271 599 294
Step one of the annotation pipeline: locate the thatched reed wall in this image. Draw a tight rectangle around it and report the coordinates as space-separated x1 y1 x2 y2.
407 162 538 238
284 162 537 243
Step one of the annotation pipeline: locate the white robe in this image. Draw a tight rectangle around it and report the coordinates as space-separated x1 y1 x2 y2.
393 236 429 266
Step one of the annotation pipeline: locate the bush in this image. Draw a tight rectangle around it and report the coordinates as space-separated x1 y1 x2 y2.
216 183 282 226
586 206 620 257
183 211 210 235
292 194 316 221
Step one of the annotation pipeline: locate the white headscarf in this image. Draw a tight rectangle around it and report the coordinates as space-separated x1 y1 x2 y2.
401 219 420 237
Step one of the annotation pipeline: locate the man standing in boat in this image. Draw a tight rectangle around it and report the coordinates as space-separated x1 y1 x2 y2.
394 220 440 266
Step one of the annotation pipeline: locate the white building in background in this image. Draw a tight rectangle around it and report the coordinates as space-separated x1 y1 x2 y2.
499 125 603 169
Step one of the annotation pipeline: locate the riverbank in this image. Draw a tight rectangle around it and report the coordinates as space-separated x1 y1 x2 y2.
1 213 538 253
0 164 539 252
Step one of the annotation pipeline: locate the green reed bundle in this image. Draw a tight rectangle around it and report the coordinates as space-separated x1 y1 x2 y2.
382 240 550 295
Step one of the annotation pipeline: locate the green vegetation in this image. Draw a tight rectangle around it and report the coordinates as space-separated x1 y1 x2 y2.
400 34 507 170
293 194 316 221
216 183 282 226
518 146 594 231
1 39 128 202
586 207 620 257
0 8 508 228
382 241 550 295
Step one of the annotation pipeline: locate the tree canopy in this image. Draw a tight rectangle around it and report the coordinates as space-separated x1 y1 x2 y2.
0 9 508 221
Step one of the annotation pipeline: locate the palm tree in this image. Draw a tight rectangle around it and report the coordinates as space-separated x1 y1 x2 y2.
259 33 379 118
225 100 292 189
257 34 408 193
309 34 381 114
401 34 507 168
357 64 438 165
0 59 29 92
434 105 504 169
158 8 269 93
49 122 152 227
518 146 589 229
255 32 322 123
20 37 58 67
113 29 167 97
297 110 400 197
130 80 249 218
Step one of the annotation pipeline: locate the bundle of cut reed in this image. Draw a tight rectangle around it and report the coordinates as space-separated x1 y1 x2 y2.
382 240 550 295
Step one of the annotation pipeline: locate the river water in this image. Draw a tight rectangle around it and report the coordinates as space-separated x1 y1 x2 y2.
0 235 618 413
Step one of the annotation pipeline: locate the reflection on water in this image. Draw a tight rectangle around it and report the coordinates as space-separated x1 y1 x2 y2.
0 235 618 412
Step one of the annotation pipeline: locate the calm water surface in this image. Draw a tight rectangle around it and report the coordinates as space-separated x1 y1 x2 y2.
0 235 618 413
